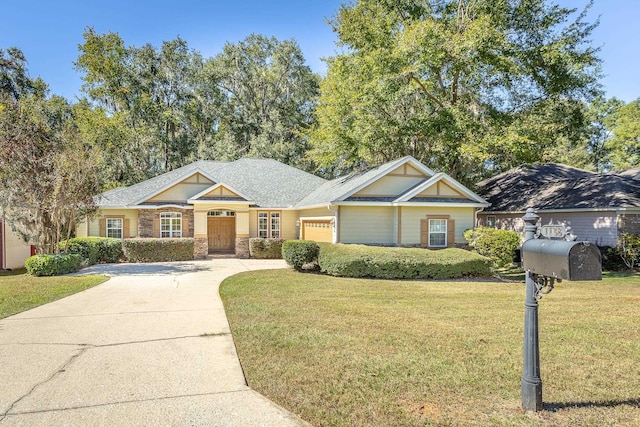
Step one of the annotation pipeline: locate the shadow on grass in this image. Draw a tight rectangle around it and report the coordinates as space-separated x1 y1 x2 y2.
0 268 26 277
545 397 640 411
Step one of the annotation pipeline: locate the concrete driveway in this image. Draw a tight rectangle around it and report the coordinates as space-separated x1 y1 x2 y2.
0 259 307 426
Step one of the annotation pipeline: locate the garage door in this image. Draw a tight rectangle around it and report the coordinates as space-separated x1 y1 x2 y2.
302 220 333 243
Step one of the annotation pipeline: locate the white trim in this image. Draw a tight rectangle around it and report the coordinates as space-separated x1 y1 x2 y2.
135 204 194 210
332 201 488 208
188 182 253 203
189 200 255 206
394 172 487 204
131 169 218 205
293 203 335 210
479 207 638 214
336 156 435 202
299 216 336 221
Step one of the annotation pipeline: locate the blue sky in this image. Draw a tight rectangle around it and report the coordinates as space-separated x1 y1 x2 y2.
1 0 638 102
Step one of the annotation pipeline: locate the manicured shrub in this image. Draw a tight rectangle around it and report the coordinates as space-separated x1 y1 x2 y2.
25 253 83 276
282 240 320 271
464 227 520 267
600 246 626 271
59 237 123 265
317 243 492 280
249 238 285 259
122 238 194 262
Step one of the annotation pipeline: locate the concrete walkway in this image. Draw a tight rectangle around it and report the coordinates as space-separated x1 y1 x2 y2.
0 259 308 426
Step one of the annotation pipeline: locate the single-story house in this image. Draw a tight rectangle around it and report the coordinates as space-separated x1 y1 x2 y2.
1 218 34 270
77 156 489 258
475 163 640 246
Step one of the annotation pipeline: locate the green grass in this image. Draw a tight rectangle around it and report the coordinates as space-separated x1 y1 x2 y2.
0 269 108 319
221 269 640 427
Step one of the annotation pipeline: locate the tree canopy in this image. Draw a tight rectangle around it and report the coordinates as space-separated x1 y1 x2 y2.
308 0 602 183
75 30 320 185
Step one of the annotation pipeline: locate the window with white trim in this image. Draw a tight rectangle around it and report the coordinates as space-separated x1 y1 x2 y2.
208 210 235 217
487 216 496 228
160 212 182 238
429 219 447 247
106 218 123 239
270 212 280 238
258 211 280 238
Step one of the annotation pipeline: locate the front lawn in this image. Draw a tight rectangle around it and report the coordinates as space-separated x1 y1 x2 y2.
221 270 640 426
0 269 108 319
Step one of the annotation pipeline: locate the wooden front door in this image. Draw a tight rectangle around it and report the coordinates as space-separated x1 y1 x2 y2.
207 217 236 251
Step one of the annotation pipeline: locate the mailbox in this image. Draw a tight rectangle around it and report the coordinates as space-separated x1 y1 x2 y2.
521 239 602 281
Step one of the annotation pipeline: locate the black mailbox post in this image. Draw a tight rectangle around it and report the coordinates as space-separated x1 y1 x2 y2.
519 209 601 412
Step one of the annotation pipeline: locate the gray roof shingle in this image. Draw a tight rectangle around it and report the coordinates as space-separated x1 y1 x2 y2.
98 158 327 208
476 163 640 211
295 156 415 207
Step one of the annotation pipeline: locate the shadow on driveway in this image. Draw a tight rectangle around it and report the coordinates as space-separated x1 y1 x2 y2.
70 261 211 277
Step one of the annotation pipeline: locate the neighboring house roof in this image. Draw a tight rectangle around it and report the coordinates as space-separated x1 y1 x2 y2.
476 163 640 212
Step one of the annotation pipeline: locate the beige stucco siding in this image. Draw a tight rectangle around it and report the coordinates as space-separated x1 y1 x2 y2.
339 206 395 244
87 209 139 238
3 223 31 269
149 183 213 202
354 175 425 197
298 207 334 217
401 207 475 245
249 209 295 239
281 210 298 239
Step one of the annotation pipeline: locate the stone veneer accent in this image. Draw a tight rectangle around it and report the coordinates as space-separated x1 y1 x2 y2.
138 208 194 238
194 237 208 259
235 237 250 259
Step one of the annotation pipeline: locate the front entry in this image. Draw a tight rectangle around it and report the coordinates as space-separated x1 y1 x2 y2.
207 216 236 251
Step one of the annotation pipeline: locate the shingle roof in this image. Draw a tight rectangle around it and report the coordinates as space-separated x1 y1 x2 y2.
98 158 327 208
476 163 640 211
295 156 418 207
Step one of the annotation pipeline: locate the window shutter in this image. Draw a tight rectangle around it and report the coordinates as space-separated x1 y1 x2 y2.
182 218 189 237
153 218 160 238
447 219 455 247
99 218 106 237
123 218 130 238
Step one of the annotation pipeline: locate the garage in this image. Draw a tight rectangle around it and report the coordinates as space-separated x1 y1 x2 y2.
302 220 333 243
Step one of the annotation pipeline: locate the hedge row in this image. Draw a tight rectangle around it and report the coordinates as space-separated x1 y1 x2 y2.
59 237 123 264
25 253 84 276
123 238 194 262
249 238 284 259
282 241 492 279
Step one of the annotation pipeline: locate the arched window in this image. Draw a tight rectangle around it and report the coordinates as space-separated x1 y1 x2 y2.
160 212 182 238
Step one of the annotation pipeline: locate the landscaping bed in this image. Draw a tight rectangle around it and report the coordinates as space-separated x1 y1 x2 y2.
221 270 640 426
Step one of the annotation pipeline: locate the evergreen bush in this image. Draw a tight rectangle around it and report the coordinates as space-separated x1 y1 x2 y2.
317 243 491 279
282 240 320 271
122 238 194 262
25 253 83 276
59 237 123 264
249 238 285 259
464 227 520 267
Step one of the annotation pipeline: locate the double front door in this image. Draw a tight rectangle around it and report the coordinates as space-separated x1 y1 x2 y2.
207 217 235 251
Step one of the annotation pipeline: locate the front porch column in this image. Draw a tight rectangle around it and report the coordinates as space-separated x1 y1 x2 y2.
193 209 208 259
